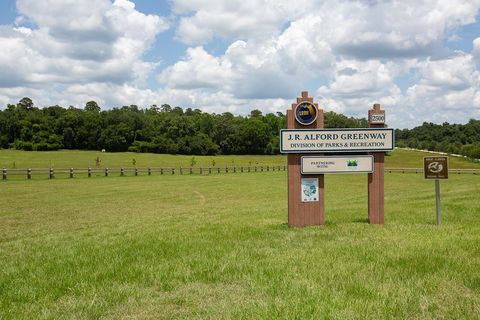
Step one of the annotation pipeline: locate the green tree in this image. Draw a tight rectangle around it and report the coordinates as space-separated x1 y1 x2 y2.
85 101 100 112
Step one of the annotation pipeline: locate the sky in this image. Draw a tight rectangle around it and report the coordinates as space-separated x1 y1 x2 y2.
0 0 479 129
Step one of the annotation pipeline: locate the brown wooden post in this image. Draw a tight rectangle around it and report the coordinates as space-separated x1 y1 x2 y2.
287 91 325 227
368 103 386 224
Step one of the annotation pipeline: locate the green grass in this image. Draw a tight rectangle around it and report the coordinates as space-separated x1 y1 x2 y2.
385 148 479 169
0 148 479 170
1 171 479 319
0 149 285 169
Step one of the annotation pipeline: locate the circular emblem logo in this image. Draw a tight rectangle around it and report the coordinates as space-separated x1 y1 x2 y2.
295 101 317 125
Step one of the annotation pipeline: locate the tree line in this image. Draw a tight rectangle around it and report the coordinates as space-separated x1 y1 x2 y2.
0 98 366 155
1 97 479 158
395 120 480 159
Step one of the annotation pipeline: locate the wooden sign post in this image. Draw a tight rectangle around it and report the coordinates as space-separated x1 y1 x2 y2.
368 103 386 224
284 93 391 227
287 91 325 226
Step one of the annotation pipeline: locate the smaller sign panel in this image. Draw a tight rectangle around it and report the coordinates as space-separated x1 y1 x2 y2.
302 156 373 174
369 113 385 124
424 156 448 179
301 178 319 202
295 101 317 126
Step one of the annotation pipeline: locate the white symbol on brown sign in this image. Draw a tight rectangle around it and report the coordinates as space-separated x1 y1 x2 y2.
427 162 443 173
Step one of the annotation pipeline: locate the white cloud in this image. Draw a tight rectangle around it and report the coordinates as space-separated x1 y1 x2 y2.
155 0 480 128
1 0 480 129
326 0 480 59
173 0 315 45
316 59 402 119
160 14 336 100
400 53 480 125
0 0 168 89
159 46 234 90
173 0 480 59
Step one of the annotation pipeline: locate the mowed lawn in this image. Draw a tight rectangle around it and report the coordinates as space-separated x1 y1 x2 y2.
0 149 286 169
0 148 479 170
1 170 479 319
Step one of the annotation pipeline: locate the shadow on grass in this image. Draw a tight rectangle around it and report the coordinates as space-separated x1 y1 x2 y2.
275 218 369 228
352 217 370 224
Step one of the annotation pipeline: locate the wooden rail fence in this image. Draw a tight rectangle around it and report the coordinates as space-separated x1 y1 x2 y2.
1 166 478 180
1 165 288 180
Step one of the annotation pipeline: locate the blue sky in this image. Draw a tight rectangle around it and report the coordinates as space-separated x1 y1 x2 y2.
0 0 479 128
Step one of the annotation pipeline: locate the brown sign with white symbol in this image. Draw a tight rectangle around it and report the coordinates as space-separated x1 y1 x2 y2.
424 156 448 179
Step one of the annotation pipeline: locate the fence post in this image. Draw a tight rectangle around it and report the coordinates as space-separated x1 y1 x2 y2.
148 168 151 176
255 166 257 172
172 168 175 175
267 165 269 171
69 168 74 178
233 166 236 173
105 168 109 177
88 168 92 178
135 168 138 176
161 168 164 175
226 167 229 173
2 168 6 180
27 168 32 179
180 168 183 175
49 168 54 179
217 167 220 174
190 168 193 175
121 168 124 176
241 166 243 173
200 167 203 175
209 167 212 174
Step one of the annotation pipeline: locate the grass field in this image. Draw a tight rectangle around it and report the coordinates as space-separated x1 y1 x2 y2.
0 149 285 169
0 148 479 170
1 163 480 318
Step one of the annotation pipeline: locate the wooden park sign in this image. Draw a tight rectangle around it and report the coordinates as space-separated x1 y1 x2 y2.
424 156 448 225
424 156 448 180
282 91 393 226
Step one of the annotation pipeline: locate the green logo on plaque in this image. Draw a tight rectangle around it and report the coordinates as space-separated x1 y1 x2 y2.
347 160 358 167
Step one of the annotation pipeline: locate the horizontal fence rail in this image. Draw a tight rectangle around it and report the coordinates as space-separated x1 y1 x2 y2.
1 165 288 180
384 168 479 174
1 166 478 180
